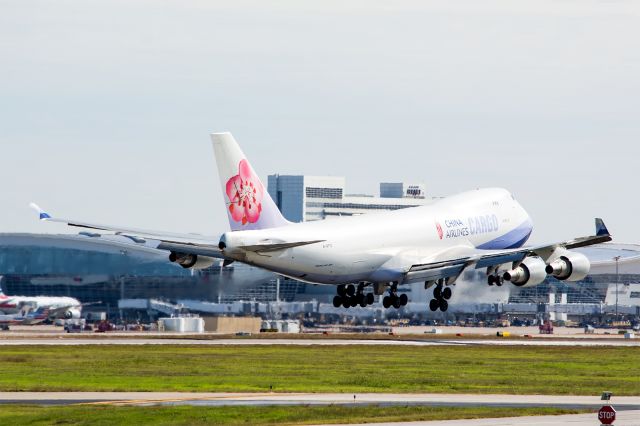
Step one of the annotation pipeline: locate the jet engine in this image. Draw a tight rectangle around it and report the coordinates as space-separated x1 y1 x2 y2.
64 308 81 319
502 256 547 287
545 251 590 281
169 252 216 270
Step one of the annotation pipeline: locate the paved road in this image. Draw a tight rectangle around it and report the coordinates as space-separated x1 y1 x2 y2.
1 337 638 346
314 410 640 426
2 392 639 410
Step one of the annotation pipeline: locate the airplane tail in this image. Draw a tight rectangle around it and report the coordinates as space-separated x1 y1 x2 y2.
211 132 290 231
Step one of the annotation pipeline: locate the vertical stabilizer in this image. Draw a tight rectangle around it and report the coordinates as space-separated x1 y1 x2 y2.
211 132 290 231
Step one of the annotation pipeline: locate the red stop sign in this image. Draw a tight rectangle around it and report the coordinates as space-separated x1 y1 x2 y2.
598 405 616 424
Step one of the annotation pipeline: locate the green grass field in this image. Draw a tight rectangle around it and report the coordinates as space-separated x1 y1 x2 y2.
0 405 588 426
0 345 638 394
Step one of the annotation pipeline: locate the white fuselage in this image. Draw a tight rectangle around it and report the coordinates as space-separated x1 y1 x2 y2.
222 188 533 285
0 295 80 315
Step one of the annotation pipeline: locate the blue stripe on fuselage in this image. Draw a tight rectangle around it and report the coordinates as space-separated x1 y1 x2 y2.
476 220 533 250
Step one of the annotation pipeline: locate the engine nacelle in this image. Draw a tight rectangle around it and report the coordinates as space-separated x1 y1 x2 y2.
503 256 547 287
545 251 590 281
169 252 216 270
64 308 81 319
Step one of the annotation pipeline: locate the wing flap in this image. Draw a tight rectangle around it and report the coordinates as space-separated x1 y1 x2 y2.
474 251 528 269
405 263 468 283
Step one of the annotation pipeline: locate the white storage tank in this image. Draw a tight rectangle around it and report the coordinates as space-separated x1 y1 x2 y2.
159 317 204 333
283 320 301 333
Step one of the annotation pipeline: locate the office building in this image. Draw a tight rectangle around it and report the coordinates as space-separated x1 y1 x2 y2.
267 175 432 222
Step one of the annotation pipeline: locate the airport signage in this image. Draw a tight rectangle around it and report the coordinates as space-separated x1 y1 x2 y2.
598 405 616 425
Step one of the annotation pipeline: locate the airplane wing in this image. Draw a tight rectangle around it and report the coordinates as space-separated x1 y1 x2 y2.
30 203 216 245
404 218 612 284
30 203 227 260
44 305 77 318
30 204 321 261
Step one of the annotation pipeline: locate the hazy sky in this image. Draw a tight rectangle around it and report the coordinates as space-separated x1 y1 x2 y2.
1 0 639 244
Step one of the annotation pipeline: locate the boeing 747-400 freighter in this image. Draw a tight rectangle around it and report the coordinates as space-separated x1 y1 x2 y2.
32 133 611 312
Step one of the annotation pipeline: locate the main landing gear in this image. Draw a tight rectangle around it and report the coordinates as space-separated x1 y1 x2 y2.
428 280 451 312
333 283 375 309
487 273 503 286
382 282 408 310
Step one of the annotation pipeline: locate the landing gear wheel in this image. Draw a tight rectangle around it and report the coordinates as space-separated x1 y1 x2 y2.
429 299 439 311
350 297 358 308
346 284 356 296
383 296 391 309
442 287 452 300
393 296 402 309
495 278 503 287
439 299 449 312
433 286 442 299
333 296 342 308
337 284 346 296
366 293 374 305
399 294 408 306
359 298 367 308
487 276 494 286
342 298 351 309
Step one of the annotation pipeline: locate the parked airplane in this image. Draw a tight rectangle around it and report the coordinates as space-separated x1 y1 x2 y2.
0 288 83 319
31 133 612 312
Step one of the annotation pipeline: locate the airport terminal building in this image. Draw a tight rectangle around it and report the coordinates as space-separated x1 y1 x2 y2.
267 175 432 222
1 232 639 321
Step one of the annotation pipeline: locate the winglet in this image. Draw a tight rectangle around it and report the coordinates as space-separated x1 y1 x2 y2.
29 203 52 220
595 218 610 237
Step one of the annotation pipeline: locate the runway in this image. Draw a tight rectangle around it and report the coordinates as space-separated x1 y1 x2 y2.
2 392 639 411
0 337 638 346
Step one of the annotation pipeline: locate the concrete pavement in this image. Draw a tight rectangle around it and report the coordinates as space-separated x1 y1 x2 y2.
314 410 640 426
0 337 638 346
1 392 639 410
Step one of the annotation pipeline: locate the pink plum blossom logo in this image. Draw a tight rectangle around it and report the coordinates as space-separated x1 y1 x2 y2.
435 222 443 240
225 159 263 225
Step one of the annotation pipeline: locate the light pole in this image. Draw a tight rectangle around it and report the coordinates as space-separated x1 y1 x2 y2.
613 256 621 320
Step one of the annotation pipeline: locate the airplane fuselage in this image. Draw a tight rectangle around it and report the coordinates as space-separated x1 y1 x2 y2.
221 188 533 285
0 295 80 315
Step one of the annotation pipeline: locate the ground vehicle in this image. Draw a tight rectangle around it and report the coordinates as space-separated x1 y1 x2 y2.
539 320 553 334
